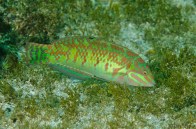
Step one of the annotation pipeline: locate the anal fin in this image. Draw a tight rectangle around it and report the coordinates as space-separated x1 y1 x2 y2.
48 64 93 80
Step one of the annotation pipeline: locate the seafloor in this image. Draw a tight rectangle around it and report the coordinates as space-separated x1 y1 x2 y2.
0 0 195 128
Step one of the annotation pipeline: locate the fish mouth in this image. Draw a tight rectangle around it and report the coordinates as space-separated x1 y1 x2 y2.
137 79 156 87
145 80 156 87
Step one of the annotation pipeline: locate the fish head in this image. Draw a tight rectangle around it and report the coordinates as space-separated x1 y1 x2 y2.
126 57 155 87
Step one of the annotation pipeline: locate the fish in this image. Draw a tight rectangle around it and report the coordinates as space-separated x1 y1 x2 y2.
24 36 155 87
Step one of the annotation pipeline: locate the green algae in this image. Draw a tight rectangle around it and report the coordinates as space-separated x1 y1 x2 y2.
0 81 17 101
0 0 195 128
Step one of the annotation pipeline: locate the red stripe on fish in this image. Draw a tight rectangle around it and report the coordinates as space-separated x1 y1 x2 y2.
131 74 147 85
112 67 123 77
105 63 109 71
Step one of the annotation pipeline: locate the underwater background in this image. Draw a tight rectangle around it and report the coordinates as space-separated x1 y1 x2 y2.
0 0 195 128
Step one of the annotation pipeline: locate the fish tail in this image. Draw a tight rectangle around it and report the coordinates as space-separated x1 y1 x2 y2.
25 43 50 64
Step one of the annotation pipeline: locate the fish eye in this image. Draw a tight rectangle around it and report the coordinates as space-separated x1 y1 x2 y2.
143 71 147 75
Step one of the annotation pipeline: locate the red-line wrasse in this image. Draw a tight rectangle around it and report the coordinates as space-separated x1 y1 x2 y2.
24 37 155 87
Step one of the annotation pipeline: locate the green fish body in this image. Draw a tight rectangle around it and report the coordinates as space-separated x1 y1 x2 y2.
25 37 155 87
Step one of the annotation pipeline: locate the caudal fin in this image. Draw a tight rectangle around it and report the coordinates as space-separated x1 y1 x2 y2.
25 43 49 64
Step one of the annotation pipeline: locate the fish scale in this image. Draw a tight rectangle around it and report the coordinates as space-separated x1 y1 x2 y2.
25 36 155 87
